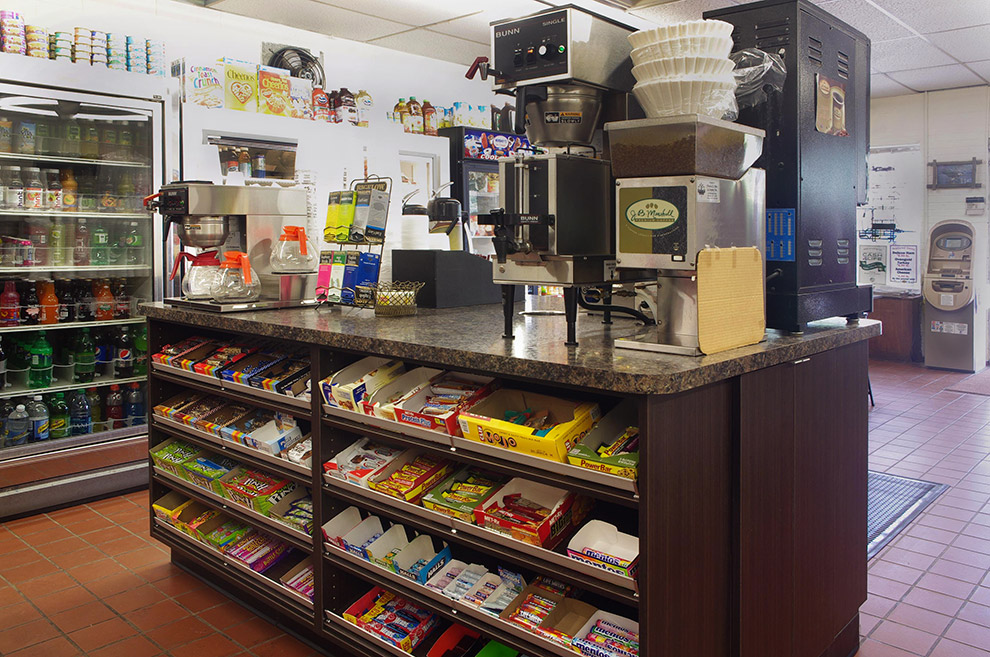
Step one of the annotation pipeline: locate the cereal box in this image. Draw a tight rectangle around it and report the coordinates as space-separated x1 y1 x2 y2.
289 76 313 120
173 59 223 109
223 58 257 112
257 65 291 116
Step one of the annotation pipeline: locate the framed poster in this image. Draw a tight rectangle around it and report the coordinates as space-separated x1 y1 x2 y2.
859 244 888 286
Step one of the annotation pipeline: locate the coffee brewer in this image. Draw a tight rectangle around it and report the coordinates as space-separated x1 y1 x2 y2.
475 5 652 346
152 182 318 311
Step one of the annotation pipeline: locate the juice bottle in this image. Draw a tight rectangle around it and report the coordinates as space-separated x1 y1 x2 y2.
339 88 358 126
80 120 99 159
356 90 373 127
328 89 341 123
94 279 114 320
60 169 78 210
405 97 423 134
0 281 20 327
21 283 40 326
23 166 44 210
422 100 437 136
25 216 50 266
117 121 133 161
116 171 134 214
78 173 96 212
39 280 58 325
312 86 331 122
74 218 90 266
44 169 61 210
99 123 117 160
394 98 409 131
238 149 252 177
4 166 23 209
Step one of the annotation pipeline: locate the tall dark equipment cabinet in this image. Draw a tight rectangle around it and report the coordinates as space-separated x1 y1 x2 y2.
706 0 872 331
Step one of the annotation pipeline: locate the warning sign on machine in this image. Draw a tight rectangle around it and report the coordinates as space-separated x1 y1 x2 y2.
930 321 969 335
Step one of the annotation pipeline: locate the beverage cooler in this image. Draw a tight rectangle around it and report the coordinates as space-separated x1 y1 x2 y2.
0 71 166 518
438 127 530 258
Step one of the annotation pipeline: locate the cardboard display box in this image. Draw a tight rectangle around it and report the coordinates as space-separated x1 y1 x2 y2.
219 468 296 516
567 398 639 480
152 491 191 522
566 520 639 579
323 438 404 488
342 515 385 561
571 610 639 657
459 390 600 463
367 451 454 503
394 373 496 436
150 438 202 478
474 478 578 549
364 523 408 570
322 506 363 550
322 357 404 411
391 534 452 585
534 599 598 649
361 367 442 420
420 467 507 524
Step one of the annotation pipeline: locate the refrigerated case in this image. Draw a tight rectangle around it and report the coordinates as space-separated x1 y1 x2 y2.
438 127 530 257
0 64 166 518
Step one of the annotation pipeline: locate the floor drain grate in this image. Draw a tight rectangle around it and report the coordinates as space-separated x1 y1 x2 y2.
868 470 948 559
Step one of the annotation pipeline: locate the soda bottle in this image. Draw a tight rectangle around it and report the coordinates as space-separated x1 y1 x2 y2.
124 222 143 265
115 327 134 378
86 387 102 429
125 383 145 427
6 404 30 445
1 280 20 326
106 384 124 429
0 335 6 389
49 392 70 439
74 218 90 266
21 282 40 326
95 328 114 377
133 324 147 376
0 399 13 444
68 391 91 436
29 331 53 388
94 280 114 321
91 222 110 265
26 395 49 441
75 279 94 322
112 280 129 319
39 280 58 325
55 280 74 323
74 328 96 383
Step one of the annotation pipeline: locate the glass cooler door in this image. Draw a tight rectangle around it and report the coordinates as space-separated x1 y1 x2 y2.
0 83 158 488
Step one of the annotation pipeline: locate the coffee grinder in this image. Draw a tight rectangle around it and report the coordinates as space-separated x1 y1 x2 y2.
151 182 318 311
474 5 652 346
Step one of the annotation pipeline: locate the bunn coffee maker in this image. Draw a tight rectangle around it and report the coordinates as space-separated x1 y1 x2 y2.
153 182 318 311
477 5 651 346
705 0 872 332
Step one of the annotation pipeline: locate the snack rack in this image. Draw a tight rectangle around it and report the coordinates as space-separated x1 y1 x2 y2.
0 74 165 518
317 175 391 309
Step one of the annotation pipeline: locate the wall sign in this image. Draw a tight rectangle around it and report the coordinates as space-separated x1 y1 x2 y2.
889 245 918 285
859 244 888 286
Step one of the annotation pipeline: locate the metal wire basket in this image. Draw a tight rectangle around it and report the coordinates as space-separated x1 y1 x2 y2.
371 281 425 317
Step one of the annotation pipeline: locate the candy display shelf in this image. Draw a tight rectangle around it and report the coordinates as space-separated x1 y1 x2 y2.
152 467 312 550
0 151 151 168
153 414 310 482
145 304 878 657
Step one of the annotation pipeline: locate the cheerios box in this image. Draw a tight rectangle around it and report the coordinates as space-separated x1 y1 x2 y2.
257 65 290 116
223 57 257 112
458 390 600 462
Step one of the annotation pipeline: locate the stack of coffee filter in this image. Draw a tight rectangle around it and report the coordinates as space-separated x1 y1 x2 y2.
630 19 737 119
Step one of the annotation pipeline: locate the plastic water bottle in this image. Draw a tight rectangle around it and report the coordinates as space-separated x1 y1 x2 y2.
26 395 48 441
6 404 30 445
106 384 124 429
69 390 91 436
49 392 70 440
124 383 145 427
0 399 14 445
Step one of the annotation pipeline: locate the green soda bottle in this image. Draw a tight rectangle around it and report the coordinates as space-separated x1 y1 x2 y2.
74 328 96 383
49 392 70 439
28 331 53 389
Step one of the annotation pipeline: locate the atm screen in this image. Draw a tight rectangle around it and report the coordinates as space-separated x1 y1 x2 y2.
937 236 971 250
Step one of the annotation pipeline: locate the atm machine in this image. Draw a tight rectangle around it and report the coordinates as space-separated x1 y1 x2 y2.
923 220 988 372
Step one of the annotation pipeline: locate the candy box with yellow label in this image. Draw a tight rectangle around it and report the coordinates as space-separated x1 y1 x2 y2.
458 390 600 462
367 451 454 503
257 64 290 116
223 57 257 112
219 468 296 516
172 502 216 537
152 491 191 522
566 397 639 481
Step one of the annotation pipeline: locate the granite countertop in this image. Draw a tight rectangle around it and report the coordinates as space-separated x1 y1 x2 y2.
140 302 880 395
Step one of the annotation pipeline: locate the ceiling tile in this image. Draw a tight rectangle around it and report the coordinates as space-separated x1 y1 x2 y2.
210 0 411 41
871 37 956 73
314 0 491 27
871 0 990 34
870 73 914 97
368 28 490 66
429 1 550 43
927 25 990 64
967 60 990 82
628 0 738 24
887 64 984 91
812 0 914 42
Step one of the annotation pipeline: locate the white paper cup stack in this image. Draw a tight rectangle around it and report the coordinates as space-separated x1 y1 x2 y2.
628 19 738 119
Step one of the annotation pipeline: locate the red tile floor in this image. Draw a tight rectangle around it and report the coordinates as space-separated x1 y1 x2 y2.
1 359 989 657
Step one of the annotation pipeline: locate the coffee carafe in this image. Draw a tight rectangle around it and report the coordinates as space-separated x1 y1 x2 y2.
270 225 316 273
169 251 220 300
212 251 260 303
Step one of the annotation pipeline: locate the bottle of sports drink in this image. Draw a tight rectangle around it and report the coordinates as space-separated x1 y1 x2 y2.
124 383 145 427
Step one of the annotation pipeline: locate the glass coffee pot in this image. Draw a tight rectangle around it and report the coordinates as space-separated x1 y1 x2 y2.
170 250 220 300
270 225 316 273
211 251 260 303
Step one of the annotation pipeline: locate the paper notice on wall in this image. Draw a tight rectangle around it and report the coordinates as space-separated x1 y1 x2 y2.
859 244 888 285
889 245 918 285
931 321 969 335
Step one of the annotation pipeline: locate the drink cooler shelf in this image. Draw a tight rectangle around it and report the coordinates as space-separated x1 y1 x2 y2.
0 264 151 275
0 209 151 219
153 518 314 613
152 415 311 482
0 373 146 399
151 467 312 550
323 544 580 657
0 423 145 461
0 151 151 169
0 317 145 333
322 476 639 603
